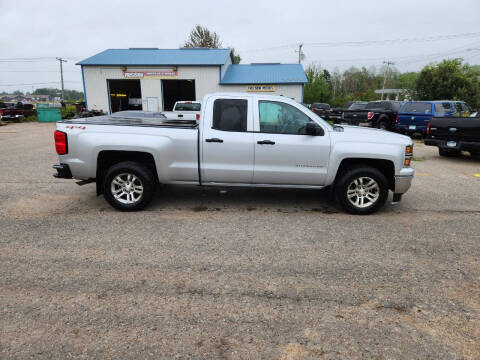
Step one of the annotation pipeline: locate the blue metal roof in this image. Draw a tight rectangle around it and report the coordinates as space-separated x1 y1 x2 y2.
221 64 307 84
77 48 233 66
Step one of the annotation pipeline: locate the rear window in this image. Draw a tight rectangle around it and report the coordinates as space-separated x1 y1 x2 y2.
212 99 247 132
401 102 432 114
434 102 453 116
175 102 201 111
348 102 367 110
366 102 386 110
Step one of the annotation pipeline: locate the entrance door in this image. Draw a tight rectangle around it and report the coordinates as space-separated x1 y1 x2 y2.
253 100 330 185
146 97 159 112
201 97 254 183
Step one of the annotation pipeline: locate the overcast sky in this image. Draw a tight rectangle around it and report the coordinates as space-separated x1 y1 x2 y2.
1 0 479 93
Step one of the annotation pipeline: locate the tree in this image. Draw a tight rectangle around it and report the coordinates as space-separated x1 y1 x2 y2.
416 58 480 108
184 25 241 64
184 25 222 48
303 65 332 104
230 48 241 64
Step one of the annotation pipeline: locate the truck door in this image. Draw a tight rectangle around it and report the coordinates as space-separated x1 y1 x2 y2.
252 99 330 186
200 97 254 183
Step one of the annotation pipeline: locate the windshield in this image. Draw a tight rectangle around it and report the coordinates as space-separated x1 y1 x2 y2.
175 102 201 111
401 102 432 114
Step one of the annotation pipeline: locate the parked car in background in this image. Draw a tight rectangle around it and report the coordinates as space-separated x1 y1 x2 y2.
162 101 201 121
396 101 472 135
424 114 480 157
53 92 414 215
341 100 402 130
311 103 331 119
0 102 37 121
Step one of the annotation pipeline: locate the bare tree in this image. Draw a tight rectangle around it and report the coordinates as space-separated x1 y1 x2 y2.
184 25 222 48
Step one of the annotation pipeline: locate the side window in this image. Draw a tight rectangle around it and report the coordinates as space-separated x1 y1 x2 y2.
212 99 248 132
454 102 463 116
259 101 313 135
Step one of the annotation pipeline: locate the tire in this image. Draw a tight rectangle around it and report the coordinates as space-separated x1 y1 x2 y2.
377 119 388 130
439 148 460 157
103 161 155 211
335 165 389 215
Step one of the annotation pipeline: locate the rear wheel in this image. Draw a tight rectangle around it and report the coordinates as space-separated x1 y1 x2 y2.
335 166 389 215
103 161 155 211
377 119 388 130
439 148 460 157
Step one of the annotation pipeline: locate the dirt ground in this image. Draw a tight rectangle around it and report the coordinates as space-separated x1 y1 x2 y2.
1 122 480 359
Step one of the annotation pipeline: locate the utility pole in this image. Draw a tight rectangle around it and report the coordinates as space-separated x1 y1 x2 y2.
56 57 67 101
381 60 394 100
296 44 304 64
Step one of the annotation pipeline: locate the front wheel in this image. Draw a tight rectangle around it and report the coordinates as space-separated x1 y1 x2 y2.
335 166 389 215
103 161 155 211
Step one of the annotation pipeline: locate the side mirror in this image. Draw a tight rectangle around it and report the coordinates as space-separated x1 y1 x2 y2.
306 122 324 136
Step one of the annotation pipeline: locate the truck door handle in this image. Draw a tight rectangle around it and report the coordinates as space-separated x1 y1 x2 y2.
257 140 275 145
205 138 224 143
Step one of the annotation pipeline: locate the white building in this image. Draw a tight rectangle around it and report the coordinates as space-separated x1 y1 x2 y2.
77 48 307 114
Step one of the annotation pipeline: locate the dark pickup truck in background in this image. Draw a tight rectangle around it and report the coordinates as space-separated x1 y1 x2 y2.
341 100 402 130
425 116 480 157
311 103 331 119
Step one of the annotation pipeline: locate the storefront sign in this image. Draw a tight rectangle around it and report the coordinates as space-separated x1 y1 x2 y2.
123 68 178 79
246 85 276 92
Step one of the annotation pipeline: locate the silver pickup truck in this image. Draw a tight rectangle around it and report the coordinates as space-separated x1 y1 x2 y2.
53 93 414 214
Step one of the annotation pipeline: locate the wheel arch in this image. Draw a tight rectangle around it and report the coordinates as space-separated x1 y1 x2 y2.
96 150 158 195
333 158 395 191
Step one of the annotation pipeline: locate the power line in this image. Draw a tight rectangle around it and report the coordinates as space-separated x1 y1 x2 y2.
240 31 480 53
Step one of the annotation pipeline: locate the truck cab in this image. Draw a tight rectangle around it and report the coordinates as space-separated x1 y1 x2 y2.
396 101 472 135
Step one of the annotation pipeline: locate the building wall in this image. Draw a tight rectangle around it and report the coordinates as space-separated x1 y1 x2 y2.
218 84 303 102
83 65 222 113
82 65 304 113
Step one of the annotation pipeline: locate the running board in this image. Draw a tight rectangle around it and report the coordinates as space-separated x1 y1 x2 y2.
76 179 95 186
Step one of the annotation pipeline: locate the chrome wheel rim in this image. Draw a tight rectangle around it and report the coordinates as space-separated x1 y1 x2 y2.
111 173 143 205
346 176 379 208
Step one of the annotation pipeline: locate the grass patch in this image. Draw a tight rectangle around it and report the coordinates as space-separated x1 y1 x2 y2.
412 156 425 162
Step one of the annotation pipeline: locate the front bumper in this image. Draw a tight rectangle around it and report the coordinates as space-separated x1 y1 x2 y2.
53 163 72 179
394 168 414 194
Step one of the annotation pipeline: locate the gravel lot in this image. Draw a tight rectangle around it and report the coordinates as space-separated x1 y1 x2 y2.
1 122 480 359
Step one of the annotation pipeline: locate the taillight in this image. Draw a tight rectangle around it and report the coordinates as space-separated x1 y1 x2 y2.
395 115 399 123
367 112 374 120
426 118 432 135
196 113 200 121
54 130 68 155
0 109 3 115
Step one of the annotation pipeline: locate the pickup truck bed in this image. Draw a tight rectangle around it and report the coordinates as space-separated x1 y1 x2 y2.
425 116 480 156
62 115 198 128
